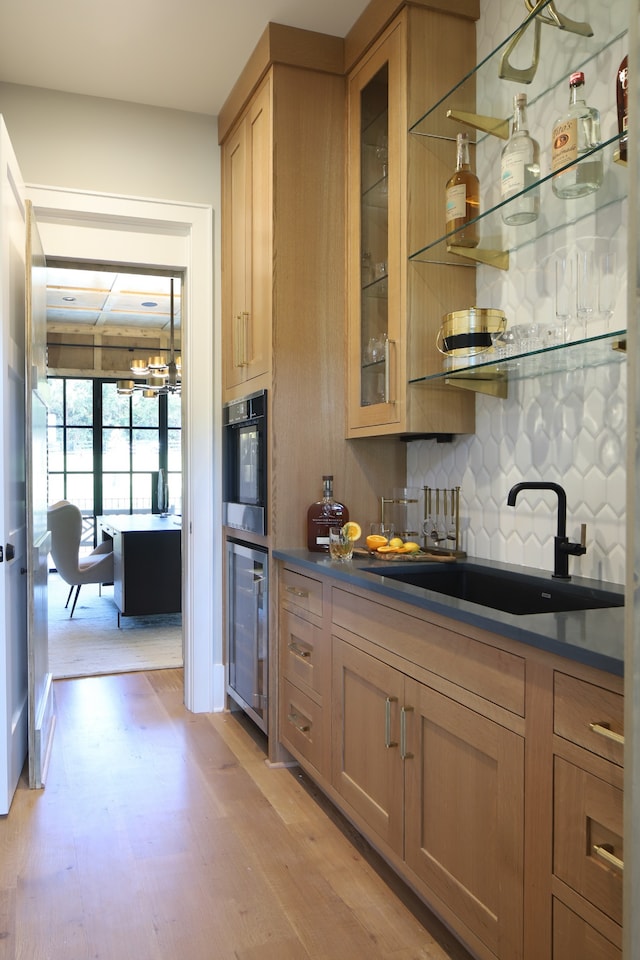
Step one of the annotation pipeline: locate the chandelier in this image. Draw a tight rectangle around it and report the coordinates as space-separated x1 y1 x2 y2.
116 278 181 397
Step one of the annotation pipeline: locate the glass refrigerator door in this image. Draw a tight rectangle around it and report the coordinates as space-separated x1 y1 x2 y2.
226 541 268 734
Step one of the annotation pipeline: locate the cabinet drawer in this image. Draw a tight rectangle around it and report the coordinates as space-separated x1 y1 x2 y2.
554 756 623 927
280 607 326 702
553 899 620 960
280 678 325 774
554 673 624 766
280 567 323 618
332 587 525 715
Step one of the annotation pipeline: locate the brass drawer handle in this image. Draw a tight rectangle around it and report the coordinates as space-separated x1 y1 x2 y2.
288 640 311 659
385 697 398 749
589 721 625 746
286 586 309 599
287 710 310 734
593 843 624 872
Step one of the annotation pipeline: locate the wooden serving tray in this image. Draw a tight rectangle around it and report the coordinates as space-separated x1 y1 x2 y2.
354 548 458 563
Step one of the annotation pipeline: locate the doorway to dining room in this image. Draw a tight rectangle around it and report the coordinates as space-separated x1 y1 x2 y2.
46 265 185 678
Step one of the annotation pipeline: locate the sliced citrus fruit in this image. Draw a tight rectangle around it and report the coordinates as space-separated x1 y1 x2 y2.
399 542 420 553
341 521 362 542
366 534 388 551
376 544 399 554
388 537 404 549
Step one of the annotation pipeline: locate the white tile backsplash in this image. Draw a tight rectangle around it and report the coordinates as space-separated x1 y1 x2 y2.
407 0 628 585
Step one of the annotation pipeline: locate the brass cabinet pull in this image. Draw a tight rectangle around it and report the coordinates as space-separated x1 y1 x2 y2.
385 696 398 748
593 843 624 872
241 310 250 365
589 721 625 746
233 313 242 368
286 586 309 598
288 639 311 659
401 706 414 759
287 710 310 734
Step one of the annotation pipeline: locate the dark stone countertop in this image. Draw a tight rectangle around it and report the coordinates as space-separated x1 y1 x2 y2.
273 549 625 677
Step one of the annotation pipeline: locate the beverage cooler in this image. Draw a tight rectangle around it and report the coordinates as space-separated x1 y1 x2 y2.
226 539 269 734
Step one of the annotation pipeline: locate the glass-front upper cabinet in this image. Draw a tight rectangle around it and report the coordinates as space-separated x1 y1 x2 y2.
347 22 403 434
346 8 476 439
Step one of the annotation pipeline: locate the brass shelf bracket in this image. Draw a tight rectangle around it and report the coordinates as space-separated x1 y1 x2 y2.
446 245 510 271
445 109 509 140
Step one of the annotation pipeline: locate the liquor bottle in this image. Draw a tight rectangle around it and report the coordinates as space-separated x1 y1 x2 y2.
307 476 349 552
500 93 540 225
445 132 480 247
551 71 603 199
617 55 628 162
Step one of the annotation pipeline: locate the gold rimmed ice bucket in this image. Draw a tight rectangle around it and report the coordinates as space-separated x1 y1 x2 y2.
436 307 506 358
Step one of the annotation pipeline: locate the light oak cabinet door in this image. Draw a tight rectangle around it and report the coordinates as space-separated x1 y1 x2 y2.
331 637 404 856
404 678 525 960
222 77 272 394
346 8 475 438
332 635 525 960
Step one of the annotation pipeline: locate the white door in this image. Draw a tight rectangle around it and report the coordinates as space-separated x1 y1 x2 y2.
25 199 54 788
0 117 29 813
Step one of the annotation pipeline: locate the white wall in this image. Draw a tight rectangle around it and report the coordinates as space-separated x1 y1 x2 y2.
0 82 218 205
0 82 222 712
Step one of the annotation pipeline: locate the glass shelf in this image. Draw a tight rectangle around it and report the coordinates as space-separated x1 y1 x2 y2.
409 134 626 267
409 0 627 142
410 329 627 396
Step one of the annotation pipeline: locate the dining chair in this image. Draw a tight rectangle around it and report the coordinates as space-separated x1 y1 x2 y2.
46 500 114 617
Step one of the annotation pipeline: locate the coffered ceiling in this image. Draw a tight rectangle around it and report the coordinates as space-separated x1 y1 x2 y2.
46 267 181 335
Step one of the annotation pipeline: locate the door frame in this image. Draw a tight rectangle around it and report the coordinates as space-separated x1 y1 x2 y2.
26 184 222 713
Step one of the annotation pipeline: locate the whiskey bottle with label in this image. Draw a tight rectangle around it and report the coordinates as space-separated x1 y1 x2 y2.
445 132 479 247
307 476 349 552
551 71 603 199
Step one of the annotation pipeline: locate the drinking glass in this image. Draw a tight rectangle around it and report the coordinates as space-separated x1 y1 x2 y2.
554 253 573 341
370 522 395 541
576 249 596 335
329 527 353 561
598 251 617 327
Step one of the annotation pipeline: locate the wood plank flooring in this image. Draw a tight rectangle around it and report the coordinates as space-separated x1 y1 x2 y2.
0 670 473 960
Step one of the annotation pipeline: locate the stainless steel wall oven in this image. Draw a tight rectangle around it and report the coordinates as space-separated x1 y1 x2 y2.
223 389 267 536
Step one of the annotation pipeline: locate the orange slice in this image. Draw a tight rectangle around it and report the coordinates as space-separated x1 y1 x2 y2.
366 534 388 551
342 521 362 542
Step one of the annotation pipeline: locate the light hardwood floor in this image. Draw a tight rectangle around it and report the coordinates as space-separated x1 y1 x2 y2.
0 669 473 959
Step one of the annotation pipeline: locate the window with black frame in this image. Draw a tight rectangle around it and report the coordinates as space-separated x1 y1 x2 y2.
47 376 181 551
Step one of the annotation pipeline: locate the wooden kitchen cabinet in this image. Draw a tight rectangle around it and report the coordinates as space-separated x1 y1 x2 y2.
279 566 330 778
277 559 626 960
222 77 271 393
346 5 476 437
332 627 524 960
404 678 524 960
551 672 624 958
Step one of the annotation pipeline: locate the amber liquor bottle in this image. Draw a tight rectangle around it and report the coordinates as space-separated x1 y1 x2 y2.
307 476 349 552
445 132 479 248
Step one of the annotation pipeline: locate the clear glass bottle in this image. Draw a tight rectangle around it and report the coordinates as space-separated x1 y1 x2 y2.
500 93 540 224
551 71 603 199
617 55 628 162
445 132 479 247
307 475 349 552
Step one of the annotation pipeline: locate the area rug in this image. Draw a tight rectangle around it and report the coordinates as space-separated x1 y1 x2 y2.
48 573 183 679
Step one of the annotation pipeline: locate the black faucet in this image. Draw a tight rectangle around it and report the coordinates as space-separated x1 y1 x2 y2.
506 481 586 580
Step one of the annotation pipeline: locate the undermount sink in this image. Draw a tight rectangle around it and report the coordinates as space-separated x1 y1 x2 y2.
360 562 624 616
